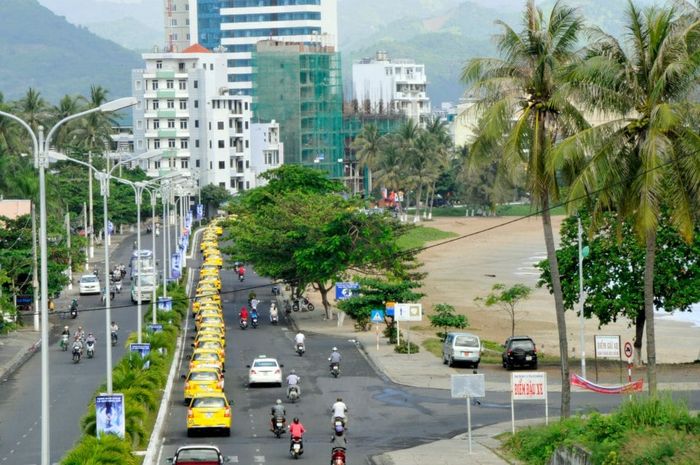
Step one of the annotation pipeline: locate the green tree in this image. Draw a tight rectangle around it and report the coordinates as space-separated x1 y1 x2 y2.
200 184 233 217
461 0 587 416
351 123 384 198
475 283 532 338
537 211 700 365
51 94 85 149
554 2 700 393
14 87 49 133
429 303 468 340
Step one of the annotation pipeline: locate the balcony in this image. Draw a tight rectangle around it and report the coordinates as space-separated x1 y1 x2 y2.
156 70 175 79
158 129 177 138
157 110 177 118
157 89 176 99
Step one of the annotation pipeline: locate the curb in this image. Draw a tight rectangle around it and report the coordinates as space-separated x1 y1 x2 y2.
0 337 41 383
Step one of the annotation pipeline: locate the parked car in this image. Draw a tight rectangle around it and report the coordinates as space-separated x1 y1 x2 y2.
442 332 482 368
78 274 101 295
167 445 227 465
502 336 538 370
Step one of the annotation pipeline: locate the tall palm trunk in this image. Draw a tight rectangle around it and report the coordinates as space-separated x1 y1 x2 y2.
541 197 571 417
644 230 657 394
366 168 373 199
413 183 423 223
633 310 645 367
428 181 437 220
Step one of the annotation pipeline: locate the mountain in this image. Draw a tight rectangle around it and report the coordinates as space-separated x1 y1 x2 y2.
84 17 162 52
0 0 142 104
37 0 163 33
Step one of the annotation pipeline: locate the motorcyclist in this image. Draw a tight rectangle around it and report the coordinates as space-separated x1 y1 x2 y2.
70 298 78 311
250 298 260 311
237 265 246 279
286 369 301 398
331 397 348 428
295 332 306 350
250 307 259 322
288 417 305 451
75 326 85 343
72 336 84 355
110 321 119 344
61 325 70 337
270 399 286 431
330 429 348 464
86 333 96 346
239 306 249 322
329 347 341 369
269 302 279 322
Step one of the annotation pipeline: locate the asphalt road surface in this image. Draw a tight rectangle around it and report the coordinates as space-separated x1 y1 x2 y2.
0 226 178 465
158 262 700 465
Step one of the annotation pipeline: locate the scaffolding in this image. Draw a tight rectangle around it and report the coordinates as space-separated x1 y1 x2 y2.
253 41 344 178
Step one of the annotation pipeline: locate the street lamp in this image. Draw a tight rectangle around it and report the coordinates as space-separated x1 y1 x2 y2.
0 96 137 465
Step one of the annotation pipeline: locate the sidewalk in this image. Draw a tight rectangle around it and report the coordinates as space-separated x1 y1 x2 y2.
0 232 130 384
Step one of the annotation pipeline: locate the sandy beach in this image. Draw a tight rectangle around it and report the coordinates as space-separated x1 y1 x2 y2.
413 216 700 364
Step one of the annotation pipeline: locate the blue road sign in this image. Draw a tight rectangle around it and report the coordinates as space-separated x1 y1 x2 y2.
370 309 385 323
335 282 360 300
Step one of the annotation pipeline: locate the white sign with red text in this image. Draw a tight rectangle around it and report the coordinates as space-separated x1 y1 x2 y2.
511 372 548 432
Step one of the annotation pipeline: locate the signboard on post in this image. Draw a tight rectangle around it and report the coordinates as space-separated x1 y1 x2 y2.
385 301 396 317
157 297 172 312
594 335 621 358
394 303 422 321
335 282 360 301
95 393 125 439
511 372 548 433
451 374 485 455
130 343 151 358
371 309 385 351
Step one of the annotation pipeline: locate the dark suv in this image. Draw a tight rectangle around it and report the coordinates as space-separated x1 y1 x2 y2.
502 336 538 370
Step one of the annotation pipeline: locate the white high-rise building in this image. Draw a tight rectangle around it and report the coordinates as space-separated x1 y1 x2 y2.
352 51 431 122
131 44 263 195
164 0 192 52
250 121 284 184
188 0 338 96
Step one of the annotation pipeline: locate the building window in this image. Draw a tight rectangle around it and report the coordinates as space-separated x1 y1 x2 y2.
230 179 235 188
245 160 249 169
181 160 189 168
245 102 249 110
217 121 224 130
168 139 176 148
136 120 143 129
155 161 161 169
154 139 161 149
167 119 175 128
245 121 249 129
179 100 187 110
180 119 188 129
166 80 174 89
153 100 159 110
153 120 160 129
135 80 142 90
195 159 200 167
218 161 225 169
194 120 199 128
194 80 198 89
152 80 159 90
171 19 177 26
167 99 175 109
186 19 190 25
179 62 185 71
156 61 162 69
218 140 225 148
245 140 249 148
194 100 199 108
195 139 200 148
219 182 225 189
246 181 250 190
181 139 189 149
178 80 186 90
137 140 143 149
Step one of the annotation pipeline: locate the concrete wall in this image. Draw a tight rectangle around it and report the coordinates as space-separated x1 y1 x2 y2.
548 445 592 465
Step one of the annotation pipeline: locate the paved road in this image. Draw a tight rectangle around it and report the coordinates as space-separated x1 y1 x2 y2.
0 226 178 465
158 264 700 465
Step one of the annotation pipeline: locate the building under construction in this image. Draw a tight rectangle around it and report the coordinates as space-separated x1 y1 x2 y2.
252 40 344 178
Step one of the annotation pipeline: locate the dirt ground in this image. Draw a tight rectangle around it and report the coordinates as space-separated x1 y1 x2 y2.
411 216 700 364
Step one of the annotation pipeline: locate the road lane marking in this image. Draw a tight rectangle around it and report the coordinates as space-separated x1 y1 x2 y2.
254 456 265 462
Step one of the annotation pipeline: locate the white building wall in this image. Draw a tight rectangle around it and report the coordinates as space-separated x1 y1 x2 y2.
250 121 284 187
164 0 192 52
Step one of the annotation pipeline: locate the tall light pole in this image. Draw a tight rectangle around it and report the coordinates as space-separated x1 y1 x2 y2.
0 96 137 465
577 216 589 378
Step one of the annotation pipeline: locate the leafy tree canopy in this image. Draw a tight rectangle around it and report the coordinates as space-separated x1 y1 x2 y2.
429 303 468 340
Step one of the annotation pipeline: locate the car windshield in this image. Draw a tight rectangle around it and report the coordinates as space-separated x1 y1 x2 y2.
253 360 277 368
193 353 219 361
189 371 218 381
192 397 226 408
135 274 156 286
511 340 535 350
200 342 222 350
455 336 479 347
176 448 220 461
81 276 98 283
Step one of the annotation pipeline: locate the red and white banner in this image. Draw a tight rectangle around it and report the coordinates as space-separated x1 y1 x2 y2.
571 373 643 394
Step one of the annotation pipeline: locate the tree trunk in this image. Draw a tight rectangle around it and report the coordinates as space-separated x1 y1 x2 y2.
644 230 658 395
414 183 423 223
317 282 333 320
428 181 437 220
633 309 645 367
541 199 571 418
367 168 373 199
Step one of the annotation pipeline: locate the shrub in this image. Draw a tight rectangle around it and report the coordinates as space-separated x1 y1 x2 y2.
394 340 419 354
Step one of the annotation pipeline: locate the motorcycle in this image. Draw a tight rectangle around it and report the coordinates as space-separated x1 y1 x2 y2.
272 416 286 438
330 362 340 378
333 416 346 431
287 385 300 403
270 313 279 325
60 334 69 351
86 340 95 358
240 319 248 330
296 343 305 357
251 315 258 329
271 285 280 296
101 287 116 304
292 297 314 312
238 274 245 282
331 447 346 465
93 267 99 278
70 307 78 319
290 437 304 459
72 345 81 363
111 331 118 347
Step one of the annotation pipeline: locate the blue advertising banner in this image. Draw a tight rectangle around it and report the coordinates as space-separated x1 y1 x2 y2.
96 394 125 439
170 252 181 279
196 204 204 220
157 297 172 312
130 343 151 358
107 220 114 235
335 282 360 300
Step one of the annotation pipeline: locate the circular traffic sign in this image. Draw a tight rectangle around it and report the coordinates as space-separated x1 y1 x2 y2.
624 342 633 358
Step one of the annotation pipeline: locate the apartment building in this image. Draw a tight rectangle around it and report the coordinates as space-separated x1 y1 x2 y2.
250 120 284 184
163 0 192 52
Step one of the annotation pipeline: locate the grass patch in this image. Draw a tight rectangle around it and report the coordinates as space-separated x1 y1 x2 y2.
429 204 567 217
422 338 443 358
397 226 457 250
504 396 700 465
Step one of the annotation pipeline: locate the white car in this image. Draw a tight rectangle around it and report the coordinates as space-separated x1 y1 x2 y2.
78 274 101 295
247 356 283 386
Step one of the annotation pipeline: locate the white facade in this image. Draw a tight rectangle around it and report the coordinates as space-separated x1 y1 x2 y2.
250 121 284 185
132 45 261 195
352 51 431 122
214 0 338 95
164 0 192 52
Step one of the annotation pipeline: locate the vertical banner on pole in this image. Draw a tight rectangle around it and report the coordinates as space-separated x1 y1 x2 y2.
95 393 125 439
451 374 485 454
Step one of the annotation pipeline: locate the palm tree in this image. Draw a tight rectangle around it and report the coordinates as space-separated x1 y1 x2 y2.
14 88 50 133
462 0 588 417
351 123 384 198
69 85 115 154
52 94 86 150
425 117 452 218
373 140 405 198
553 2 700 394
0 94 23 156
394 120 423 219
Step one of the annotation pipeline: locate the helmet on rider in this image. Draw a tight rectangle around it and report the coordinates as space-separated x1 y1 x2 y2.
293 417 300 424
337 397 342 402
332 347 338 351
276 399 282 405
64 325 69 330
290 369 296 374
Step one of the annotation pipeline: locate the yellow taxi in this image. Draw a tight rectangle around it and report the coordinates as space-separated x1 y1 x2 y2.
189 349 224 371
196 284 219 299
197 326 226 340
200 267 220 279
192 297 221 315
203 255 223 268
192 339 225 362
195 316 225 333
213 224 223 236
199 276 221 290
200 239 218 252
187 392 231 437
183 367 224 403
194 333 226 349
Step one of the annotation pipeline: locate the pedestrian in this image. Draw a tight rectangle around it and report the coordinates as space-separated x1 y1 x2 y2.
48 298 55 313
